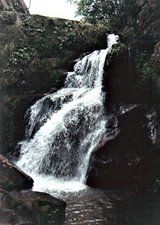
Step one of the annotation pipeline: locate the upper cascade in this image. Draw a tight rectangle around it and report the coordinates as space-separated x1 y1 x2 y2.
16 34 119 192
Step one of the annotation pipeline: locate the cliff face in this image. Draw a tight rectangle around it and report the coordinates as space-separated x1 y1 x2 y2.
86 0 160 189
136 0 159 38
87 0 160 191
0 0 29 13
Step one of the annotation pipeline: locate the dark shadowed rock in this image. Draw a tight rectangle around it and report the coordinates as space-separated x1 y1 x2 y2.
87 105 153 191
104 44 154 106
0 189 66 225
0 154 33 191
0 0 29 14
104 46 134 105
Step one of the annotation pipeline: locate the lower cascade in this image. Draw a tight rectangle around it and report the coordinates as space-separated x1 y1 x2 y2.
16 34 119 193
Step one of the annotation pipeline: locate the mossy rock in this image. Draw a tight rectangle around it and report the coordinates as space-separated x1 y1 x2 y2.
107 43 127 64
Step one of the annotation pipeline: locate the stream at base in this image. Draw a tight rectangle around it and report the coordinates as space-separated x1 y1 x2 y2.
32 179 160 225
64 190 160 225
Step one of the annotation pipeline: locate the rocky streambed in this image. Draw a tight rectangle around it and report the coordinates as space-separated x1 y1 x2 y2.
1 154 160 225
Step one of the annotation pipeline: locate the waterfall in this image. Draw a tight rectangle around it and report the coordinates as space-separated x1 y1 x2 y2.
16 34 119 193
128 47 133 84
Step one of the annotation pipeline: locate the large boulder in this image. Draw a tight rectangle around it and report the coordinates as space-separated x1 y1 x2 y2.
87 105 154 191
0 154 66 225
0 189 66 225
0 154 33 191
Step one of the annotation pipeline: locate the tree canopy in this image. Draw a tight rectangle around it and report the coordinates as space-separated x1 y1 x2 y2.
69 0 139 37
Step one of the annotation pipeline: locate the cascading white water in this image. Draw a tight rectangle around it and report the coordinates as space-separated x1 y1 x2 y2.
16 34 119 193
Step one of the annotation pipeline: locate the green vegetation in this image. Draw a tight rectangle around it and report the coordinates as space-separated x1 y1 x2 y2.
107 43 127 63
0 47 33 89
69 0 140 44
21 15 106 57
136 52 157 85
72 0 138 28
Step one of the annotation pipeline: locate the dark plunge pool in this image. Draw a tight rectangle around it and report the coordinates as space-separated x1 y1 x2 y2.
59 188 160 225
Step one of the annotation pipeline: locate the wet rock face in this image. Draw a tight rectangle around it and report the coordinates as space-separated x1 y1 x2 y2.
104 47 134 105
0 190 66 225
0 154 33 191
87 106 153 191
104 44 156 106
